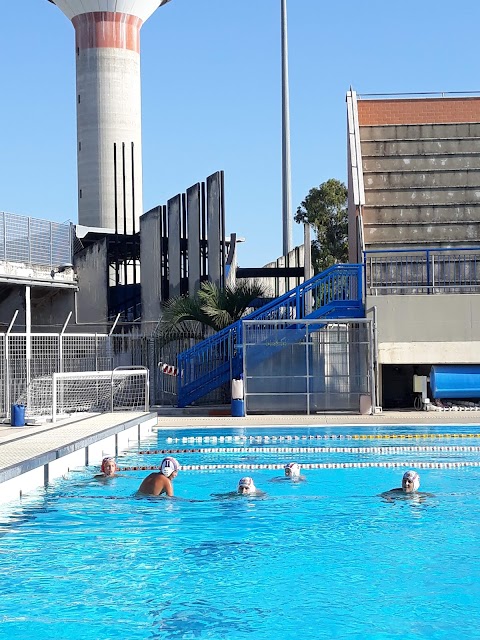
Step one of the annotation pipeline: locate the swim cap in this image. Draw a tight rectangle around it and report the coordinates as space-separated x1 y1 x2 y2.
285 462 301 478
101 456 116 474
160 457 180 478
403 470 420 491
238 476 256 492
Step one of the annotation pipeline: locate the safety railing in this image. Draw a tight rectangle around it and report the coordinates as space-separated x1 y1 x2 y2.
0 212 73 268
177 264 364 408
364 247 480 295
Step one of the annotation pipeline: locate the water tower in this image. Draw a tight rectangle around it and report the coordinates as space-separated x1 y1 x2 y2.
47 1 172 233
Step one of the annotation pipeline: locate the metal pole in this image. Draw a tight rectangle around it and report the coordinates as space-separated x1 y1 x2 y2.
109 313 121 337
281 0 293 256
306 322 310 415
303 223 312 314
25 285 31 411
59 312 72 374
52 373 57 423
372 308 379 411
5 310 18 417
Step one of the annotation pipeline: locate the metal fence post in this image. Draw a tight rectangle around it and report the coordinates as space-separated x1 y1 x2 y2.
306 322 310 415
59 312 71 374
145 368 150 411
52 372 57 423
426 249 431 293
5 311 18 417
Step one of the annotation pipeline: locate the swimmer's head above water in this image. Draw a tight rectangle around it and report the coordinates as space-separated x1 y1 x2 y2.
160 456 180 479
238 476 256 494
402 470 420 492
101 456 117 477
284 462 301 479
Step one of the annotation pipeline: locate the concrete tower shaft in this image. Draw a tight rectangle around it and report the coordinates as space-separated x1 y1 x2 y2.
48 0 172 232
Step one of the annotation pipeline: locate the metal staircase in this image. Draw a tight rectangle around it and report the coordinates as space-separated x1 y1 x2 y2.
177 264 364 407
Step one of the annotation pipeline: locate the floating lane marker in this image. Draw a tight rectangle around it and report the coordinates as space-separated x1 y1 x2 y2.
119 461 480 472
163 433 480 445
138 445 480 455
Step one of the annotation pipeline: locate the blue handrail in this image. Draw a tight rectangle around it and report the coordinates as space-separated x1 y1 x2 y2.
177 263 363 407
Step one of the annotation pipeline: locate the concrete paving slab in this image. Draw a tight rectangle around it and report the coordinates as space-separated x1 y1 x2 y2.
0 411 156 483
155 410 480 430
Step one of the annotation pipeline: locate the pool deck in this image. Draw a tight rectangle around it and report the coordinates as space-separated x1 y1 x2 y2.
0 411 156 487
155 409 480 430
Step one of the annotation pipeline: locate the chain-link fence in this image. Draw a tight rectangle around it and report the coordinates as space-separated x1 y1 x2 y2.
0 331 219 417
243 319 374 414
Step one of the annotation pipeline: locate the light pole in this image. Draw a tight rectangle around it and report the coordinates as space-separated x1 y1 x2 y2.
281 0 293 256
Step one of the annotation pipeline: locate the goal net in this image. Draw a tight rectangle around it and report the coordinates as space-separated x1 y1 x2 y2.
24 367 149 422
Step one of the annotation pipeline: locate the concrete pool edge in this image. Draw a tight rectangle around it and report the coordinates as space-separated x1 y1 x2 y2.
0 411 158 504
154 410 480 429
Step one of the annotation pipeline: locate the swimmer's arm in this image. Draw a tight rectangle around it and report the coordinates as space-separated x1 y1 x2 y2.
165 479 174 497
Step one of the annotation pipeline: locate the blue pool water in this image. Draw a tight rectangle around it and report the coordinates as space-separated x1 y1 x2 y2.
1 425 480 639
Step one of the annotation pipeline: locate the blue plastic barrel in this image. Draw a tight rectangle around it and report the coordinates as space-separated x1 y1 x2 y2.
430 365 480 399
11 404 26 427
231 398 245 417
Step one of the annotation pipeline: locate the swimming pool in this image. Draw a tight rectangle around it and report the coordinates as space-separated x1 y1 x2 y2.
1 424 480 639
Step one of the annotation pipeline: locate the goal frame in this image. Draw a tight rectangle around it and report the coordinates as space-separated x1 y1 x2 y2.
51 366 149 423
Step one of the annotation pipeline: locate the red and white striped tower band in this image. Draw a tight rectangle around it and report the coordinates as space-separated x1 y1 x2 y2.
47 1 173 233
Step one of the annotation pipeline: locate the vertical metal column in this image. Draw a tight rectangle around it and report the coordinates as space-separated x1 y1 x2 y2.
25 286 31 411
5 310 18 417
306 323 310 415
281 0 293 256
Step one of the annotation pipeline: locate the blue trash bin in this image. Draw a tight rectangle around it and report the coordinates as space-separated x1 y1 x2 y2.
231 398 245 417
11 404 26 427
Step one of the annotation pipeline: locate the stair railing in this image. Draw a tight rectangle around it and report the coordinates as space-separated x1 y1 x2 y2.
177 264 363 407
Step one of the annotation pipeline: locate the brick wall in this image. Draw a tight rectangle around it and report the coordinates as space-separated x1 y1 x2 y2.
358 97 480 126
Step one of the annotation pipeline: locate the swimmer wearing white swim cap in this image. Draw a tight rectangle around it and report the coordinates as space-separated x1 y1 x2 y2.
138 457 180 497
380 469 433 501
160 456 180 478
284 462 301 479
402 470 420 492
238 476 256 495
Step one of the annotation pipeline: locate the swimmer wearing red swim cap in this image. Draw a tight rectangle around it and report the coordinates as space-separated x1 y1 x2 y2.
98 455 117 477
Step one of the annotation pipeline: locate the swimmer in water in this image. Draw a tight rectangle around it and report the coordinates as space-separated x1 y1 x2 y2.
270 462 305 483
284 462 305 481
237 476 257 495
138 456 180 497
211 476 266 499
380 470 433 501
95 455 118 478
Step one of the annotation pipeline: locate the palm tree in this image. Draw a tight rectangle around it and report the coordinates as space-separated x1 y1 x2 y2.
157 280 267 342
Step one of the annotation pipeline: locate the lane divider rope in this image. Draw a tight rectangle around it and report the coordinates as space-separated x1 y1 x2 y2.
119 461 480 472
138 445 480 455
164 433 480 444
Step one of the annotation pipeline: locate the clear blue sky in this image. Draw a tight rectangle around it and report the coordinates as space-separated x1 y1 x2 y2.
0 0 478 267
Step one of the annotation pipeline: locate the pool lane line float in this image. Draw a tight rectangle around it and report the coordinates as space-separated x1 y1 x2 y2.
137 445 480 455
119 460 480 471
164 433 480 445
